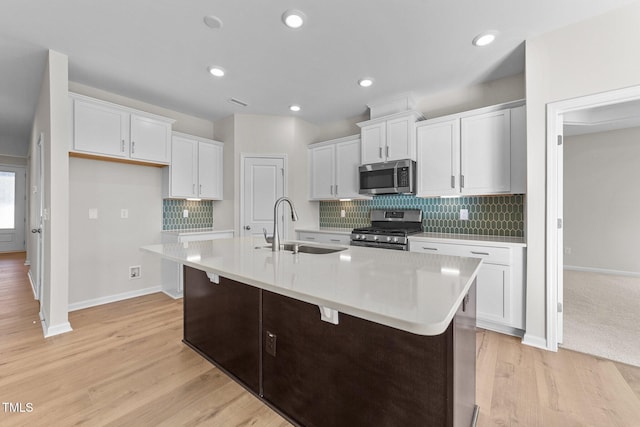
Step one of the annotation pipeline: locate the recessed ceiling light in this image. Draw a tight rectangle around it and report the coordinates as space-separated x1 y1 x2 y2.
289 105 301 112
472 31 497 47
203 15 223 30
208 66 225 77
358 78 374 88
282 10 305 29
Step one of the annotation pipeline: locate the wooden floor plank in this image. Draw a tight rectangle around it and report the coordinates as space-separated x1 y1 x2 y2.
1 253 639 426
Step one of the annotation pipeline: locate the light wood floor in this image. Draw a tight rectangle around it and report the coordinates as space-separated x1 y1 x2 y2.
1 252 639 426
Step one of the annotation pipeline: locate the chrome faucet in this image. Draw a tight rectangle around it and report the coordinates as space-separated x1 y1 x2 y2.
272 197 299 251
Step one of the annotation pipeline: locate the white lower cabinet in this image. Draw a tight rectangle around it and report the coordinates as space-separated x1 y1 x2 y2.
161 230 234 298
296 230 351 246
410 238 526 336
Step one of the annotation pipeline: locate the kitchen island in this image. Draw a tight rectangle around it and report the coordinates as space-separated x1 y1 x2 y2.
142 237 482 427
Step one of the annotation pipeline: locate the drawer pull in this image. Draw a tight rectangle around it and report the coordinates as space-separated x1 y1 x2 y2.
305 237 316 240
470 251 490 256
330 239 341 242
422 247 438 251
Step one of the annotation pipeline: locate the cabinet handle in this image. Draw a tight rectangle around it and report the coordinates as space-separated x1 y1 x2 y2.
330 239 341 242
451 175 455 189
305 237 316 240
199 184 202 194
470 251 490 256
462 293 470 312
335 184 338 195
192 184 196 195
379 147 383 158
131 141 135 153
386 146 389 158
121 139 125 152
330 185 334 195
460 174 465 188
422 247 438 251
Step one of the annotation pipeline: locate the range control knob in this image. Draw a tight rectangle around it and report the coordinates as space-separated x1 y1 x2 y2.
386 236 392 242
393 237 399 243
372 235 379 241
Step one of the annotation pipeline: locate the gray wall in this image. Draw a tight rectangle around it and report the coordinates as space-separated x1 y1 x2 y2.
564 127 640 275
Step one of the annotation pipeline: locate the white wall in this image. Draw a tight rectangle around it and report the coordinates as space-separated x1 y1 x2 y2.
68 158 162 307
564 127 640 275
29 50 71 336
314 74 525 142
214 114 319 236
525 1 640 347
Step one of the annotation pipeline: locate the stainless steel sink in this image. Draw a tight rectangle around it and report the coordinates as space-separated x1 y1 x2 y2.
257 242 347 254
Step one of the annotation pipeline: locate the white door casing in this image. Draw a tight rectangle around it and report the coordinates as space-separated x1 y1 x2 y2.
240 155 286 242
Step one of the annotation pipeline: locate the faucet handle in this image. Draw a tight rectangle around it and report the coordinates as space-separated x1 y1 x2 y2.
263 228 273 244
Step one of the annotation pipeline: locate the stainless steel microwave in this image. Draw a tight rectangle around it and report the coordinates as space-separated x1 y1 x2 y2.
358 159 416 195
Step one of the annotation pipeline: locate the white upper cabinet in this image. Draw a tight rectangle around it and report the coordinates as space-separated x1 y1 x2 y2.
460 109 511 195
416 118 460 197
163 132 224 200
358 111 422 164
308 135 365 200
416 101 526 197
70 93 174 165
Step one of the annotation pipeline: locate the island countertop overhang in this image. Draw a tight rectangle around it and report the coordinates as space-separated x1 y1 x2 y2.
142 237 482 336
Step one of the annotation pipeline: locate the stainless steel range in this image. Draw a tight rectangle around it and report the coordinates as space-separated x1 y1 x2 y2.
350 209 423 251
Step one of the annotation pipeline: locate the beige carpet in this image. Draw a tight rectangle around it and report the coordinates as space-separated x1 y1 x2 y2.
561 270 640 367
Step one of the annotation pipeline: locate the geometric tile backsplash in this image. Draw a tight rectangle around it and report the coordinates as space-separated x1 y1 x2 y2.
320 194 525 237
162 199 214 230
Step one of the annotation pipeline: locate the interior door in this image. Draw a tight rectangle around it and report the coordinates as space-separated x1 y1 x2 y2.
557 118 565 344
0 165 26 253
241 156 285 242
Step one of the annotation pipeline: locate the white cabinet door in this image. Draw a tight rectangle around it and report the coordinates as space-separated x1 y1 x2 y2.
309 144 335 200
170 136 198 198
385 115 414 161
335 139 361 199
130 114 171 163
360 122 385 164
476 263 510 325
198 141 223 200
416 118 460 197
460 110 511 195
73 99 129 158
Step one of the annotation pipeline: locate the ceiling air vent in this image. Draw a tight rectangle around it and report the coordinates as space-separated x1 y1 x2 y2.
228 98 248 107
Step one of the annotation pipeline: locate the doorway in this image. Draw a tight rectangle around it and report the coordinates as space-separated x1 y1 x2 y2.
546 84 640 358
240 154 287 243
0 164 26 253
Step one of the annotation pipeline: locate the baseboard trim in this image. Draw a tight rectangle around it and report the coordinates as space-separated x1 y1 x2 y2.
27 270 37 299
476 320 524 338
68 286 162 312
40 311 73 338
564 265 640 278
522 333 549 350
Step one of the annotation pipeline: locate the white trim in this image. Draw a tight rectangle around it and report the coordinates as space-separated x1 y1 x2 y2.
546 84 640 353
522 333 548 350
27 270 37 299
564 265 640 278
40 310 73 338
68 286 162 312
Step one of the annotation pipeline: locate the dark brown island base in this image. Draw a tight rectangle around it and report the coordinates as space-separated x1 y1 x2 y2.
183 266 478 427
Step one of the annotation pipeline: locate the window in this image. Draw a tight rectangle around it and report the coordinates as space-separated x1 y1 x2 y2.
0 171 15 229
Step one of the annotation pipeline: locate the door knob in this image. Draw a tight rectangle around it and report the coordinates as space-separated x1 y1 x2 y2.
244 225 251 230
31 228 42 234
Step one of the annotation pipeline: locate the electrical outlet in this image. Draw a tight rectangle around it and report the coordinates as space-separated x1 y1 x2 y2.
88 208 98 219
340 209 346 218
183 209 189 218
120 209 128 219
265 331 277 357
460 209 469 221
565 247 572 255
129 265 141 279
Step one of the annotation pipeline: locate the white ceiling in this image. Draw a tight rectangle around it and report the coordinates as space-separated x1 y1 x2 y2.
1 0 638 156
564 99 640 136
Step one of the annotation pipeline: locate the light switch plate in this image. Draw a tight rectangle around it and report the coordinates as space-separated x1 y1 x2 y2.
120 209 128 219
183 209 189 218
89 208 98 219
460 209 469 221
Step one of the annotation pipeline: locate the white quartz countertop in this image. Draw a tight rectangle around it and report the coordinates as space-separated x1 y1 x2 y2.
142 237 482 336
161 228 234 236
295 227 352 235
410 232 526 247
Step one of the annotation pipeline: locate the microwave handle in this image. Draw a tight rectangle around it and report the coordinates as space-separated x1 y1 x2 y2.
393 163 399 189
